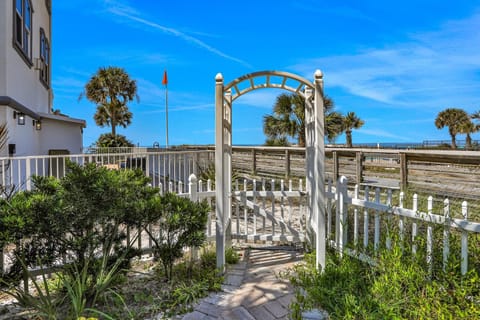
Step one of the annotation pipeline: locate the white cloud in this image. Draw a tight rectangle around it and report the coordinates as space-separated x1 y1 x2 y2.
291 12 480 110
101 0 252 68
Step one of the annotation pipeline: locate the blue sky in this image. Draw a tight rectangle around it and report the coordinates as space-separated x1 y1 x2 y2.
52 0 480 147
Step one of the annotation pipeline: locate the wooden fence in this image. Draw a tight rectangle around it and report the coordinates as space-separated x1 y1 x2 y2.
187 146 479 200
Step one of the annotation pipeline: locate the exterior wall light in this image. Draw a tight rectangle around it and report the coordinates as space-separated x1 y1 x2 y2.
33 120 42 130
13 111 26 125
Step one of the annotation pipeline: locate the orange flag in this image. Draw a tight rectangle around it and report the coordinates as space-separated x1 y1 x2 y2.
162 70 168 86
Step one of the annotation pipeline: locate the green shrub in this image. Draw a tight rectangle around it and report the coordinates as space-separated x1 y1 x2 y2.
144 192 209 281
0 162 159 317
289 242 480 319
225 247 240 264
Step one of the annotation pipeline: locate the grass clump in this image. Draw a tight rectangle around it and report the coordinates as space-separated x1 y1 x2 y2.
289 244 480 319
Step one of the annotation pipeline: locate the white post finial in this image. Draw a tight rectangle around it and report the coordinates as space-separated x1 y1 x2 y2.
189 174 198 202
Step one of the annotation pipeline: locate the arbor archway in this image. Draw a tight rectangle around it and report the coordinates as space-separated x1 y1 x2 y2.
214 70 326 271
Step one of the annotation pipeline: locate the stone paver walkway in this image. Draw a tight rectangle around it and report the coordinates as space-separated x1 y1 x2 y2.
181 247 326 320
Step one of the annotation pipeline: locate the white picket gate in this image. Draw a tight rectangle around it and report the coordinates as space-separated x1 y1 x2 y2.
231 178 307 243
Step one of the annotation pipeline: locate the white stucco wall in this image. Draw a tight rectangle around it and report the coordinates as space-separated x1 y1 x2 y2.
39 118 84 155
1 1 86 157
5 1 51 114
0 0 7 95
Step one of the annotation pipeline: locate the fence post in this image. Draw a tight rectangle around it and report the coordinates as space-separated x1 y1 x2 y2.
26 158 31 191
461 201 468 275
443 198 450 272
337 176 348 255
353 184 359 246
251 149 257 176
399 192 405 249
363 186 370 249
400 153 408 190
327 179 332 239
333 151 339 181
386 189 393 250
427 196 433 274
188 174 198 260
374 188 381 251
356 152 363 184
285 149 290 178
189 174 198 202
411 194 418 255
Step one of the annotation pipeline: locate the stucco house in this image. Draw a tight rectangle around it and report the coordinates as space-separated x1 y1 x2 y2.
0 0 85 157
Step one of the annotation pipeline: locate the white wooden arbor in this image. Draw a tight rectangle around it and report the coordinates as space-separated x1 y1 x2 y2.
215 70 326 271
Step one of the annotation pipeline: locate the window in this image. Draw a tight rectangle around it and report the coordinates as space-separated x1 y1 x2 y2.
40 28 50 86
14 0 33 62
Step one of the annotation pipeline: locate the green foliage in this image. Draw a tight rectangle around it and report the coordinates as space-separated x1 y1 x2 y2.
1 258 60 319
435 108 470 149
289 241 480 319
197 163 240 188
144 193 210 281
225 247 240 264
95 133 134 148
341 111 364 148
0 162 224 319
0 162 161 318
1 162 156 284
263 93 342 146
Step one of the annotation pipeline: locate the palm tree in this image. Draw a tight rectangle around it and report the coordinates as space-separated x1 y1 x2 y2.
81 66 138 137
459 120 479 150
434 108 470 149
341 112 365 148
263 93 342 147
472 110 480 125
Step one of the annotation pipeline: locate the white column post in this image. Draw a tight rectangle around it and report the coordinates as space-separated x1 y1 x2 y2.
314 70 326 271
225 89 233 249
304 87 315 244
215 73 226 271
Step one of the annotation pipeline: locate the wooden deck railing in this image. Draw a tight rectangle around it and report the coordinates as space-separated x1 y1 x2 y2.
181 146 480 199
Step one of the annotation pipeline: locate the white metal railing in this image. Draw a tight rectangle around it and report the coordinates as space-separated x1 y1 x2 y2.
0 150 215 194
325 176 480 275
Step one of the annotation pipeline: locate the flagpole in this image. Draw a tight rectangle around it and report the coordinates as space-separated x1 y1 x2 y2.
162 70 169 149
165 84 168 149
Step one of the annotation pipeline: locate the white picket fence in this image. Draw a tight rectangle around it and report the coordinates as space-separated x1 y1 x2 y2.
327 176 480 275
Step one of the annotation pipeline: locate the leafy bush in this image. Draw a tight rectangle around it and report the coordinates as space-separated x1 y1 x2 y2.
289 241 480 319
2 163 156 282
144 192 209 280
0 162 159 319
225 246 240 264
95 133 134 147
